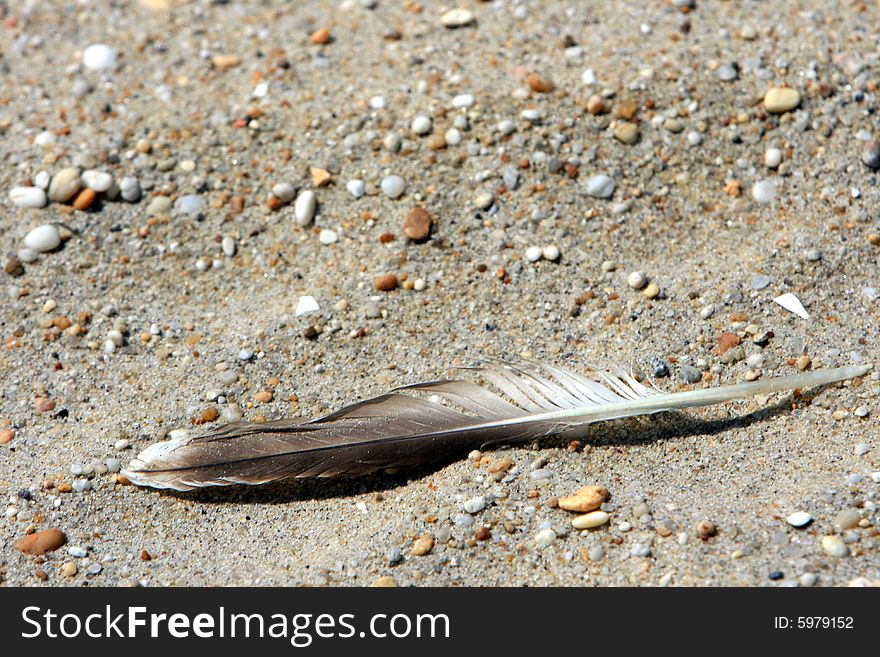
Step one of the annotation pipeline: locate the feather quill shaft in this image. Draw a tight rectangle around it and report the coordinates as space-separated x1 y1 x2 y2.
122 362 869 491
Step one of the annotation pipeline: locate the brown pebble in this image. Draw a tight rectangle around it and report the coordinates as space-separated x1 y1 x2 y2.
310 167 332 187
715 332 741 355
375 273 398 291
34 398 55 413
72 188 97 211
411 534 434 556
558 486 609 513
115 474 131 486
0 429 14 445
585 94 608 114
868 233 880 246
475 526 492 541
369 575 397 587
140 549 152 561
696 520 717 541
52 316 72 330
5 257 25 277
267 195 282 211
403 207 432 241
254 390 273 403
212 54 241 71
58 482 73 493
200 406 218 422
310 28 331 45
526 72 554 93
13 528 67 555
302 326 319 341
35 570 49 581
230 195 245 212
487 457 513 474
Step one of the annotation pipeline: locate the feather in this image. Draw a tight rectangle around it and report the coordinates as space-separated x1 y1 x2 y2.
122 360 869 491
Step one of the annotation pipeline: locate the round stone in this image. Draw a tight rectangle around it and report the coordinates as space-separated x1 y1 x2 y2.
119 176 140 202
765 148 783 169
861 141 880 169
146 196 172 215
542 245 560 261
717 63 738 82
452 94 475 108
383 132 402 152
81 170 113 192
751 180 776 203
23 224 61 252
221 236 236 257
411 115 432 135
444 128 462 146
9 186 47 208
271 182 296 203
346 179 365 198
82 44 117 70
174 194 204 214
786 511 812 528
627 271 647 290
294 190 317 225
403 207 432 241
381 175 406 199
474 191 494 210
47 168 82 202
525 246 543 262
820 535 849 558
318 229 338 245
613 122 639 144
586 174 615 198
441 8 475 28
463 496 486 514
763 87 801 114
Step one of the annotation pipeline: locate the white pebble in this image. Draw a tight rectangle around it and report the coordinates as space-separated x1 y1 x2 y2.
525 246 543 262
82 44 117 70
381 175 406 199
272 182 296 203
440 8 475 28
411 115 432 135
751 180 776 203
534 528 556 549
444 128 462 146
542 245 560 261
295 295 320 317
699 304 715 319
586 174 615 198
81 170 113 192
23 224 60 252
463 496 486 514
786 511 812 528
572 511 610 529
452 94 475 108
221 236 236 257
294 190 317 225
346 179 365 199
627 271 647 290
413 278 426 291
765 148 783 169
34 171 51 189
821 535 849 558
319 229 338 245
9 186 47 208
114 439 130 451
119 176 141 202
686 131 703 147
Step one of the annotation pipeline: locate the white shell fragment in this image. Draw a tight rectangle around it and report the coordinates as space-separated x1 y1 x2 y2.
773 292 809 320
295 295 320 317
786 511 812 528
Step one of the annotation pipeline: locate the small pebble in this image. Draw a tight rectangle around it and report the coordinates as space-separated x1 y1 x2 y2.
765 148 783 169
534 528 556 548
81 170 113 192
174 194 204 214
572 511 610 529
47 168 82 203
525 246 543 262
411 115 432 135
786 511 812 528
24 224 61 252
403 207 432 241
381 175 406 199
82 44 116 70
627 271 647 290
586 174 615 198
820 535 849 558
346 179 365 199
463 496 486 514
861 141 880 169
542 245 560 261
318 229 338 245
440 8 475 28
751 180 776 204
764 87 801 113
9 186 47 208
294 190 317 225
119 177 141 202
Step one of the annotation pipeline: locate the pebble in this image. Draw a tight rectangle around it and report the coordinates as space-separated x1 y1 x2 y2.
294 190 317 225
411 534 434 556
383 132 401 152
221 236 236 257
854 406 869 418
686 131 703 147
174 194 204 214
799 573 817 587
765 148 783 169
542 245 560 261
833 509 860 531
572 511 610 530
81 170 113 192
369 576 397 588
47 168 82 202
534 528 557 548
68 546 88 558
717 63 738 81
381 175 405 199
13 528 67 555
586 174 615 198
403 207 432 241
627 271 647 290
786 511 812 528
558 486 608 512
820 535 849 558
452 94 474 108
24 224 61 252
272 182 296 203
751 180 776 203
679 365 702 384
474 191 494 210
346 179 365 199
82 44 116 70
375 274 398 291
463 496 487 514
444 128 462 146
9 186 47 208
861 141 880 169
411 115 432 135
222 404 243 422
588 546 604 561
146 196 172 214
440 8 475 28
119 176 141 202
0 429 14 445
318 229 338 245
763 87 801 113
751 274 771 290
613 122 639 144
61 562 78 577
642 281 660 299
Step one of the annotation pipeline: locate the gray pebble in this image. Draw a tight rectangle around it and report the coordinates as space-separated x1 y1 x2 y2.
586 174 615 199
174 194 205 214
